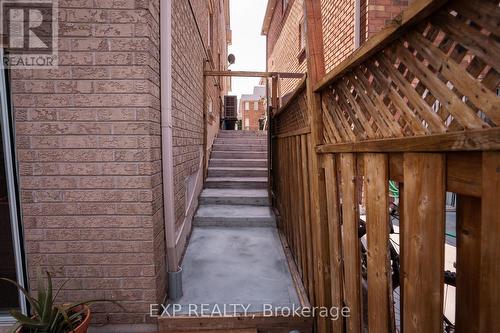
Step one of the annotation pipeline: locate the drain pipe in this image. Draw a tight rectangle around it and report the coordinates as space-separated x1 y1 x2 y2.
354 0 361 49
160 0 182 300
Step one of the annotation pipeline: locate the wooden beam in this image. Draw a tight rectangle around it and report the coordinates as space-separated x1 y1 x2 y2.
272 127 311 139
313 0 449 92
402 153 445 332
316 128 500 153
204 70 304 78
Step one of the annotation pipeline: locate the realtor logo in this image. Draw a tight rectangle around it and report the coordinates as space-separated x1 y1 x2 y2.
1 0 58 68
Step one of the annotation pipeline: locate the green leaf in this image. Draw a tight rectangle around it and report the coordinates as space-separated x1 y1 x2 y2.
41 271 54 323
9 310 45 327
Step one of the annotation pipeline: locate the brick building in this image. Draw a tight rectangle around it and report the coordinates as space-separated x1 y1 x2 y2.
239 86 267 131
0 0 230 332
262 0 409 98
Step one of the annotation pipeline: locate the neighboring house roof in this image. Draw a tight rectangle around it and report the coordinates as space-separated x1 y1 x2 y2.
241 86 266 101
261 0 277 35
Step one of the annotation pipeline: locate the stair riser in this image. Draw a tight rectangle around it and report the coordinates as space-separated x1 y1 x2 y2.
193 217 276 227
211 152 267 159
212 145 267 152
205 181 267 189
218 133 267 138
199 196 269 206
215 139 267 145
208 169 268 177
209 160 267 168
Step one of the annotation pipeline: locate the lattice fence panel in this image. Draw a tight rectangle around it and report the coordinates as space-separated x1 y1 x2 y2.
320 0 500 144
273 87 310 135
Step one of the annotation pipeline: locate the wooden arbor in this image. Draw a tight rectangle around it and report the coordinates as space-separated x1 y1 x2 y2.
270 0 500 332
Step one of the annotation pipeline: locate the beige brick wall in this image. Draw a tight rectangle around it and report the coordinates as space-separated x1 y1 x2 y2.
171 0 229 249
10 0 166 324
9 0 230 326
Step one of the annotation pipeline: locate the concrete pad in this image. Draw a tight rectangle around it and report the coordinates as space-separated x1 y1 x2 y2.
171 227 300 313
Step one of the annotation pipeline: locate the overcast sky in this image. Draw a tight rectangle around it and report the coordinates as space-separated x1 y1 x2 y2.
228 0 267 99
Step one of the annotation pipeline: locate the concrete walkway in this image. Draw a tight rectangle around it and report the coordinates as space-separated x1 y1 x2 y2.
171 130 301 314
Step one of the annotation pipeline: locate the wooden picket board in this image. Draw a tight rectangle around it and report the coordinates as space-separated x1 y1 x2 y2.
402 153 445 332
339 153 362 332
323 154 344 332
456 195 481 332
479 152 500 331
364 153 390 332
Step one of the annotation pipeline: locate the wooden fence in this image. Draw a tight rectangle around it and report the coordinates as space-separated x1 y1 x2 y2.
270 0 500 332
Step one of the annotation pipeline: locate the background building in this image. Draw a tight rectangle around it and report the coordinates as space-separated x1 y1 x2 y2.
239 86 267 131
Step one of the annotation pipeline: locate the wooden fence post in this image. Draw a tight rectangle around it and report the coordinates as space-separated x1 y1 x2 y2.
303 1 330 332
479 152 500 331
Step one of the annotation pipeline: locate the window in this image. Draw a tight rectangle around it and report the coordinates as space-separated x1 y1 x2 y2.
282 0 289 15
254 101 259 111
299 19 306 51
245 118 250 129
245 101 250 110
208 13 213 47
298 18 307 63
208 98 213 115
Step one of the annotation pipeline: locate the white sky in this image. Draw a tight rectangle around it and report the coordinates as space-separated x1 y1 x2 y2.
228 0 267 99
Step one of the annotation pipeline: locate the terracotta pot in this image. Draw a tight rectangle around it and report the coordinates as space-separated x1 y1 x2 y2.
16 305 91 333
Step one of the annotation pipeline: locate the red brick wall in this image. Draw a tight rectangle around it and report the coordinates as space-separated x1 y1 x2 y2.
321 0 356 72
266 0 306 97
266 0 410 78
366 0 409 38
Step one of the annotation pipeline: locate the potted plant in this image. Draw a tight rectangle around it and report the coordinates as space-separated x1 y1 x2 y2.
1 270 122 333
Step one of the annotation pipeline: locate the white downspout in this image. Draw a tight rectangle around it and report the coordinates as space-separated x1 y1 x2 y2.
354 0 361 49
160 0 182 300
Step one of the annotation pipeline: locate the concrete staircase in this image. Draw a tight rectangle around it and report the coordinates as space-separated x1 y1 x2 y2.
194 130 276 227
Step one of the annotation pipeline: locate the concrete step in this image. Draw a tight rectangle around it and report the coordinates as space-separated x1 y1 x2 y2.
209 159 267 168
200 189 270 206
211 151 267 159
218 130 267 138
194 204 276 227
212 144 267 152
208 167 267 177
214 138 267 145
205 177 268 189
